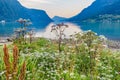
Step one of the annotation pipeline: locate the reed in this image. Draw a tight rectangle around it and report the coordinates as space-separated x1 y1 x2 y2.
19 61 26 80
3 44 26 80
3 44 12 80
12 45 19 79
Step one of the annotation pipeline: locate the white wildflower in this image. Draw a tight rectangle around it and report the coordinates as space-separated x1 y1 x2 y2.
81 75 86 78
63 70 68 74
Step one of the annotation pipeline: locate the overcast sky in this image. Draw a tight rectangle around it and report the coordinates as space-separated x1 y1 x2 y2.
18 0 94 18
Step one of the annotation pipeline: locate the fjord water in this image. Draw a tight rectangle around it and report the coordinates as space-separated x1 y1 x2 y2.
0 21 120 40
0 22 19 37
0 22 50 37
74 22 120 40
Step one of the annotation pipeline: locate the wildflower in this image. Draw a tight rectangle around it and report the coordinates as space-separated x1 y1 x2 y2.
90 49 95 52
99 35 107 41
0 71 6 76
26 71 30 74
70 72 74 76
9 76 12 80
81 75 86 78
63 70 68 74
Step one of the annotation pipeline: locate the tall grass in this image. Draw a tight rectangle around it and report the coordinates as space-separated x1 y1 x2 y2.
0 31 120 80
3 44 26 80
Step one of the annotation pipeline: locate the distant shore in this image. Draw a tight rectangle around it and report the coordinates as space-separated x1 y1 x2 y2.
107 40 120 50
1 22 120 50
1 35 120 51
0 37 13 45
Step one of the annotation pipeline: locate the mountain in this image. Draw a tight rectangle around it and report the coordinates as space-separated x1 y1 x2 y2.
0 0 52 23
52 16 67 21
69 0 120 21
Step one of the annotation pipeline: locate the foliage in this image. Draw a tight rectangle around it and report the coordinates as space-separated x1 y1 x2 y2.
0 30 120 80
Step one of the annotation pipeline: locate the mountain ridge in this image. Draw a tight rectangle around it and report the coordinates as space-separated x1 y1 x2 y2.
0 0 52 23
52 16 67 21
69 0 120 21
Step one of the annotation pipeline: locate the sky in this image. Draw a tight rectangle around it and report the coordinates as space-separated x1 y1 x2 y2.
18 0 95 18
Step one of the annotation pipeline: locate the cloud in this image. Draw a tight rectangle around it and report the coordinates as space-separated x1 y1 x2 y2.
19 0 55 4
38 0 53 4
18 0 95 18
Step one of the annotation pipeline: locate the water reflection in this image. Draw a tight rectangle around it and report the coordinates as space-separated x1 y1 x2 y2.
34 22 82 39
1 21 120 40
0 21 50 37
73 22 120 40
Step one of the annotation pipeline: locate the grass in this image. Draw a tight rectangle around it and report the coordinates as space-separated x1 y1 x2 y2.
0 31 120 80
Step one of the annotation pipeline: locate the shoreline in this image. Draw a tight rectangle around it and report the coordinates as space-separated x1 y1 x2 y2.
1 36 120 50
0 37 13 45
107 40 120 49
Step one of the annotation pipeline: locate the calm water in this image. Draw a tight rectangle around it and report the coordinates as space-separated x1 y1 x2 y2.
0 22 50 37
0 21 120 40
74 22 120 40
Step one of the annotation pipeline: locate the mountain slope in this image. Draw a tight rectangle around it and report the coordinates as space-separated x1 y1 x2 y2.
0 0 52 23
69 0 120 21
52 16 67 21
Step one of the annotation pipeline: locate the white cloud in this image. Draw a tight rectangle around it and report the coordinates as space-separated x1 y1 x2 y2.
40 0 52 4
36 0 53 4
18 0 95 18
19 0 57 4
